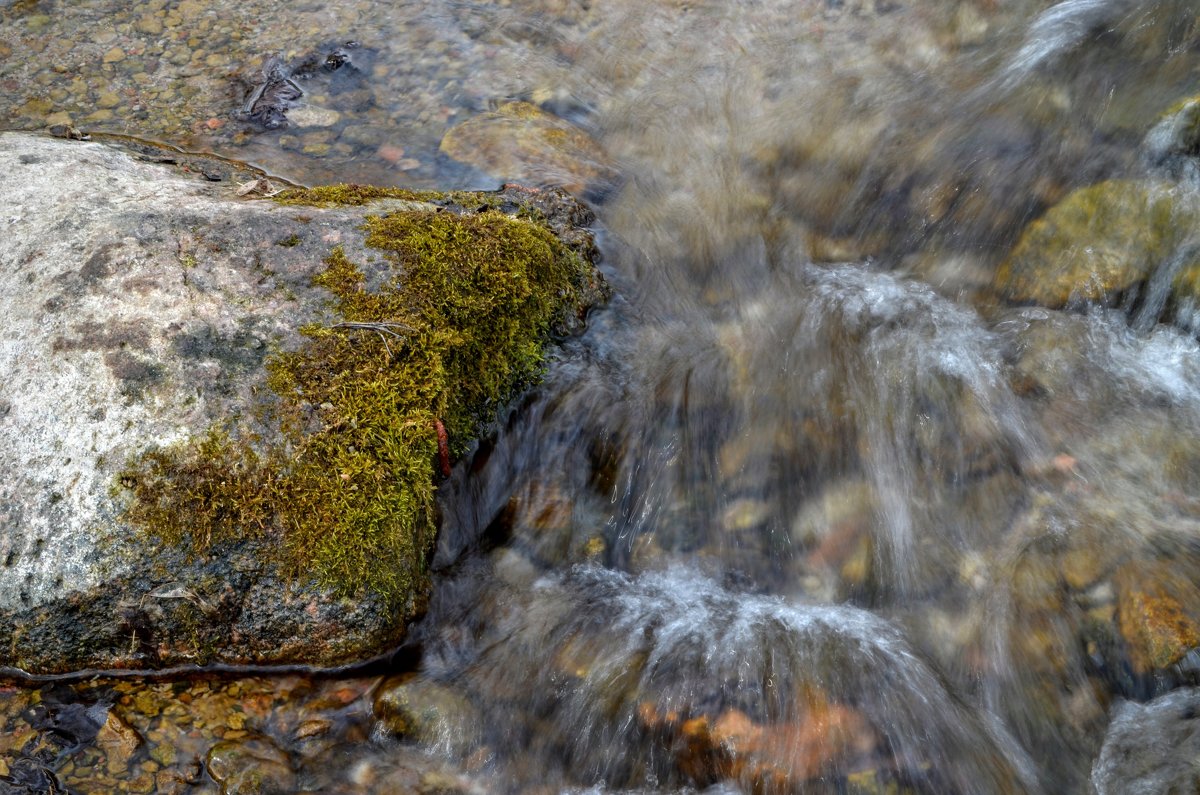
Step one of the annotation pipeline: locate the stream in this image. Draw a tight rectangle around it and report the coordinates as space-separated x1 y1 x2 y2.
5 0 1200 792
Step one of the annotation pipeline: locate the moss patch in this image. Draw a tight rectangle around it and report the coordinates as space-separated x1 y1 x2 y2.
272 184 501 210
119 202 595 601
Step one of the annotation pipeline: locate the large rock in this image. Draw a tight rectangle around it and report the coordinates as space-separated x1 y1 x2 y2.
1092 688 1200 795
0 131 605 674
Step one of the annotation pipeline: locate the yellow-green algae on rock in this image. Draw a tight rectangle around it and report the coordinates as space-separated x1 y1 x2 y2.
120 190 600 602
994 180 1200 308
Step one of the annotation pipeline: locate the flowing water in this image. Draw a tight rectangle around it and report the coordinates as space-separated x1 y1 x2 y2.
5 0 1200 792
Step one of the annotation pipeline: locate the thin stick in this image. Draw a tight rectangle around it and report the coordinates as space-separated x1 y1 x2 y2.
330 321 412 357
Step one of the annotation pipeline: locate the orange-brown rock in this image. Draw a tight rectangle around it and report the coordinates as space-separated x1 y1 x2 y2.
95 709 144 775
638 692 876 792
1117 574 1200 674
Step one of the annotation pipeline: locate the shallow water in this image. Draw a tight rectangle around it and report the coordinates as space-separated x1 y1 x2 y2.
6 0 1200 792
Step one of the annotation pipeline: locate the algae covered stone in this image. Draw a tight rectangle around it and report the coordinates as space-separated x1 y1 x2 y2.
994 180 1200 308
0 131 605 674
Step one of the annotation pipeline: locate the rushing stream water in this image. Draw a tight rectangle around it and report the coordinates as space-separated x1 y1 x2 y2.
6 0 1200 792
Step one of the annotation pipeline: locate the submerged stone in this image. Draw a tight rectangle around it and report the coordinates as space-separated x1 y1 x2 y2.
1144 94 1200 164
994 180 1200 309
1115 565 1200 674
206 736 295 795
373 673 480 757
439 100 616 196
0 131 605 674
1092 688 1200 795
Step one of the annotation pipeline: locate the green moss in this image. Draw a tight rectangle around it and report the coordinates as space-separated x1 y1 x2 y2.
272 184 504 211
273 184 428 207
120 428 276 550
275 234 302 247
119 204 594 602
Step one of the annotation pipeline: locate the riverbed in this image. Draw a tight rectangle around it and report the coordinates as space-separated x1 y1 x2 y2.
4 0 1200 792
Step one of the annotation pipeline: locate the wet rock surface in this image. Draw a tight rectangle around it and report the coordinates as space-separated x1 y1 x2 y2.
0 130 603 675
993 180 1200 313
1092 688 1200 795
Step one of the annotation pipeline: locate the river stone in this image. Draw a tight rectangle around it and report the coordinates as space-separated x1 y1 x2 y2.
0 131 604 675
1144 94 1200 164
1091 688 1200 795
994 179 1200 309
206 736 295 795
439 100 616 196
1115 564 1200 675
94 708 144 775
373 673 481 757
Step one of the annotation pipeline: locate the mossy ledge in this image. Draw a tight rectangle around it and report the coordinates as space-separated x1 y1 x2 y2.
119 186 605 603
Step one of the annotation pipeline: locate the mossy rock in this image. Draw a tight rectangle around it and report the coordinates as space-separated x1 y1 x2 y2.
0 131 605 674
994 180 1200 308
121 203 600 603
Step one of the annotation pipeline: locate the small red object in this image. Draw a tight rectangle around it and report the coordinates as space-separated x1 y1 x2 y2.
435 419 451 477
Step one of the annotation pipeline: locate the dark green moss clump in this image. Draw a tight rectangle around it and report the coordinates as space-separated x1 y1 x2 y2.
120 205 594 601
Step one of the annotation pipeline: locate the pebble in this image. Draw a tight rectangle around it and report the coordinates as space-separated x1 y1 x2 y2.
135 15 164 35
19 97 54 116
95 709 144 768
377 143 406 163
288 105 341 128
103 46 126 63
721 498 770 533
206 736 296 795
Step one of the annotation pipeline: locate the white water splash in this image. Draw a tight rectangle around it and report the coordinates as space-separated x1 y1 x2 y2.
995 0 1135 90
